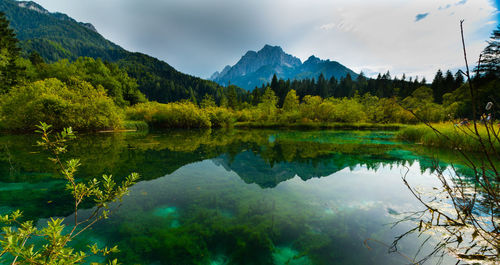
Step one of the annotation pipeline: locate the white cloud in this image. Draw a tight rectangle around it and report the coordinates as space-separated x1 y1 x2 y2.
320 23 336 31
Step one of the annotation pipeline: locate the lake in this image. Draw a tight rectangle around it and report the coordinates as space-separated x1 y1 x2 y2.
0 129 470 264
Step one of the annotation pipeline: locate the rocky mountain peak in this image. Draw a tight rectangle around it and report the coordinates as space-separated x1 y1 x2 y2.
211 45 357 90
17 1 97 33
304 55 321 64
17 1 48 14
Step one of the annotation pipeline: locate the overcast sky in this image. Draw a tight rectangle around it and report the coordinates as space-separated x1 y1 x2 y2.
33 0 499 80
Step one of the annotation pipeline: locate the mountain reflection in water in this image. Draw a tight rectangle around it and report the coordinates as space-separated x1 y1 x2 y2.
0 129 467 264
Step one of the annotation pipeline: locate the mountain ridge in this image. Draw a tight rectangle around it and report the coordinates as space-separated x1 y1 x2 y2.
211 45 358 90
0 0 240 103
17 1 98 32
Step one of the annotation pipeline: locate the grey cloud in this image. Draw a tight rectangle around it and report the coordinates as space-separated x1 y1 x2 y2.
32 0 498 81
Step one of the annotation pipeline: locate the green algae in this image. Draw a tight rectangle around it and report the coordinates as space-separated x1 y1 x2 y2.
153 206 178 217
273 246 312 265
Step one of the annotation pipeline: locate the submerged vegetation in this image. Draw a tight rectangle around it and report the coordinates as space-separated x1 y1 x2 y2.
0 123 138 264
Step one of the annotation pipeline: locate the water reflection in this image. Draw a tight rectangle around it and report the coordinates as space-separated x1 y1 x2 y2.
0 129 472 264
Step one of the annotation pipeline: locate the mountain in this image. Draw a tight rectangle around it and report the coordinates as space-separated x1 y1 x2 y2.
0 0 237 103
211 45 358 90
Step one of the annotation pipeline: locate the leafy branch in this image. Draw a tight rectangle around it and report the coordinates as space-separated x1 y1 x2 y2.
0 122 139 265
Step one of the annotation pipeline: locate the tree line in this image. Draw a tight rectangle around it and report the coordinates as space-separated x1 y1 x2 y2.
0 10 498 131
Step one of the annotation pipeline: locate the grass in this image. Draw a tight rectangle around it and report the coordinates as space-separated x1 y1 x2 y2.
234 121 405 130
397 122 500 153
122 120 149 131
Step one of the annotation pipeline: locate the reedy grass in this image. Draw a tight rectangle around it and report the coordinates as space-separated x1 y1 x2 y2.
397 122 500 152
234 121 405 130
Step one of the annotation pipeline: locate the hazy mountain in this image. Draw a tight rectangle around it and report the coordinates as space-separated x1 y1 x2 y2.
0 0 238 103
211 45 358 90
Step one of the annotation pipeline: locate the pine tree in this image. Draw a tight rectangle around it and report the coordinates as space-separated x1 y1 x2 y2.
318 73 328 99
0 12 23 93
227 85 238 109
270 74 278 92
431 69 444 103
444 70 455 94
454 71 464 88
476 25 499 78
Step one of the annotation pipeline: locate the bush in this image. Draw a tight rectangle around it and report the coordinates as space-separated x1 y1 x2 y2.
0 78 123 131
123 120 149 131
204 107 234 127
126 101 211 128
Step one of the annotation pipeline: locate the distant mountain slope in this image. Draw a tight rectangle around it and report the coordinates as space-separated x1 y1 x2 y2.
0 0 235 103
211 45 358 90
0 0 124 62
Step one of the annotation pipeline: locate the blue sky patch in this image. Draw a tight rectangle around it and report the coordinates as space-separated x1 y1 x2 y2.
415 13 429 22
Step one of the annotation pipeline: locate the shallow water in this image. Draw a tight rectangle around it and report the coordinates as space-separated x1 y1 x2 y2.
0 129 472 264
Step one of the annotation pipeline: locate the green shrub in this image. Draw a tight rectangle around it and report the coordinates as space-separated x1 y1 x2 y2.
126 101 211 128
205 107 234 127
123 120 149 131
0 78 123 131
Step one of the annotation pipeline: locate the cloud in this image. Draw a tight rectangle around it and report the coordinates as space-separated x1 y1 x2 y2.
32 0 499 80
320 23 336 30
415 12 430 22
320 21 354 32
455 0 467 6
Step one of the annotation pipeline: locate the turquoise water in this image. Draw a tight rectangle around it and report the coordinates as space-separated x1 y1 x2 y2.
0 129 469 264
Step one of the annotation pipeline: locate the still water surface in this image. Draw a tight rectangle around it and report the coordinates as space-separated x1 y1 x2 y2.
0 130 467 264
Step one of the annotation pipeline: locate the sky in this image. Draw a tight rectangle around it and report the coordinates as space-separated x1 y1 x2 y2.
33 0 499 80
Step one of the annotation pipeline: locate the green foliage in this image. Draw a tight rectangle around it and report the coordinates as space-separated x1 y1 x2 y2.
282 89 299 112
0 122 138 264
397 123 500 152
35 57 146 106
126 101 212 129
401 86 447 123
122 120 149 131
257 88 278 121
200 94 217 108
0 12 24 93
0 78 124 131
204 107 235 128
476 25 500 78
115 53 246 104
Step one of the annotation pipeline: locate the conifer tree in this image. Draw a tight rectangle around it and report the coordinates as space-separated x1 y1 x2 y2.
476 25 499 77
454 71 464 87
0 12 23 93
431 69 444 103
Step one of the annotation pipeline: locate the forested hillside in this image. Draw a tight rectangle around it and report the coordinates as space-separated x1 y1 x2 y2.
0 0 244 103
